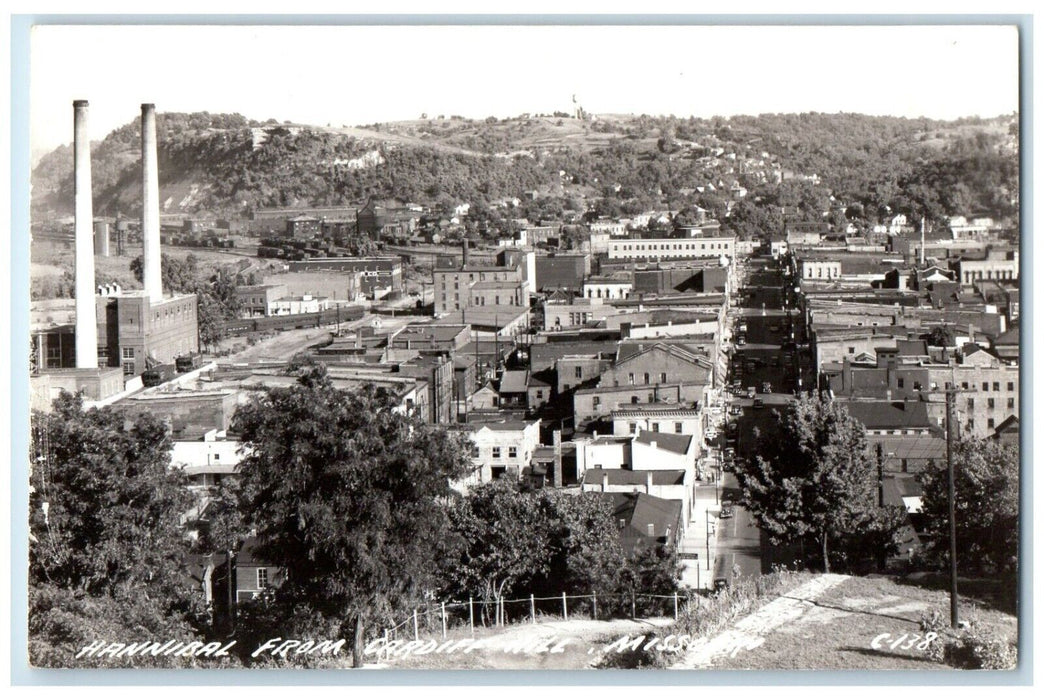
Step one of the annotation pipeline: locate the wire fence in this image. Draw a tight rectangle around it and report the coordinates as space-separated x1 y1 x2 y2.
373 589 694 657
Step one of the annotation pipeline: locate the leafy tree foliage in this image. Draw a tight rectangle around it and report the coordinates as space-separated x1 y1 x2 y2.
231 366 472 666
29 393 208 665
918 438 1018 576
442 481 678 617
737 394 906 572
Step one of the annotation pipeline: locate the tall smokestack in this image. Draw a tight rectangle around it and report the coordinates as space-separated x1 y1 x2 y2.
141 104 162 300
73 100 98 369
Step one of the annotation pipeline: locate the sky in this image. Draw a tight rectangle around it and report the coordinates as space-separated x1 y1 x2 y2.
29 23 1021 157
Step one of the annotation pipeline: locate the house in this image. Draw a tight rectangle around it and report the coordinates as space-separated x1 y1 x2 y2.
234 537 286 603
497 370 530 410
992 415 1019 447
603 492 684 551
527 374 552 411
460 419 542 489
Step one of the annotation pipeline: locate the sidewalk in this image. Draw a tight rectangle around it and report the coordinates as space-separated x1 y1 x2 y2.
678 481 722 591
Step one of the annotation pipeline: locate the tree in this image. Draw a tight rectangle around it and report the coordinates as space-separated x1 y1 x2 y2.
29 393 206 665
231 366 472 667
443 480 554 621
926 325 956 348
919 438 1018 576
737 394 904 572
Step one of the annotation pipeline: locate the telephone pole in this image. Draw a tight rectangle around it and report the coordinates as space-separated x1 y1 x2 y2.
945 387 960 628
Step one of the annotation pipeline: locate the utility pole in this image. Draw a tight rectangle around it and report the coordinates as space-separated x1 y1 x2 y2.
876 442 884 508
945 387 960 628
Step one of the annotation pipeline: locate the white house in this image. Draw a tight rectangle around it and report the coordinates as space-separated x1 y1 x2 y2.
457 419 542 490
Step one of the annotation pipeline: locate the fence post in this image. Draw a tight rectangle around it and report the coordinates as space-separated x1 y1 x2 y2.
592 591 598 620
531 594 536 624
413 609 419 641
673 591 679 619
631 591 636 619
500 597 505 626
441 602 447 639
383 628 389 664
469 597 475 635
562 592 568 620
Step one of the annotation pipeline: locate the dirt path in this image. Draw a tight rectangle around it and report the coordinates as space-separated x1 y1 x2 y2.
672 574 851 669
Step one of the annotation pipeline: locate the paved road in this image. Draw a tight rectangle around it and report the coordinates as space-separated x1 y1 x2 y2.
712 472 763 585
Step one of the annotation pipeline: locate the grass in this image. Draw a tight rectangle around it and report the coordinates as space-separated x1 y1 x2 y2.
709 575 1017 671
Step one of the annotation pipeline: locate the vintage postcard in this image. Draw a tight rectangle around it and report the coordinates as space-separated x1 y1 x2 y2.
19 18 1022 678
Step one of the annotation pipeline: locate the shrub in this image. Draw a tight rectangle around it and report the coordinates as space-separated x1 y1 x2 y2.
944 630 1017 670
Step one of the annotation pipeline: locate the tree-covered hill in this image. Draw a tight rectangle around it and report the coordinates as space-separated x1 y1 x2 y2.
31 110 1018 228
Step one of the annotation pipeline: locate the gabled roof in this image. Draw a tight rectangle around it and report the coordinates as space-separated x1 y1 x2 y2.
633 430 692 455
498 370 529 394
845 401 933 430
994 327 1019 346
471 419 537 433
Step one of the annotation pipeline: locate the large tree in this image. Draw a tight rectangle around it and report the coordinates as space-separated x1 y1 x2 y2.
232 366 472 667
736 394 904 572
29 393 205 665
919 438 1018 576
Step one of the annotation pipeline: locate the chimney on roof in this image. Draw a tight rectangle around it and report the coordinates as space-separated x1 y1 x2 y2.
646 470 653 494
73 100 98 369
462 239 470 267
602 471 609 492
141 104 162 300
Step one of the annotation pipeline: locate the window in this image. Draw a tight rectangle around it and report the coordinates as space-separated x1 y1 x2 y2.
472 445 480 458
1008 382 1015 391
982 382 989 391
644 373 650 384
592 396 600 408
897 378 904 389
492 447 501 459
675 422 683 434
257 568 269 589
122 361 135 376
988 418 995 429
647 524 655 536
993 382 1000 392
988 398 995 409
967 398 975 409
660 373 667 383
628 373 635 385
848 347 856 354
535 390 543 400
122 347 135 359
652 423 660 432
575 366 583 379
631 396 639 404
1008 398 1015 409
508 446 518 459
629 423 637 434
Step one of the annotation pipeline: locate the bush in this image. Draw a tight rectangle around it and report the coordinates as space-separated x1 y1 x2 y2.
944 629 1017 670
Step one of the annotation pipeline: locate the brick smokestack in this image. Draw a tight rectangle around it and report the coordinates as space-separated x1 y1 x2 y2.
141 104 162 300
73 100 98 369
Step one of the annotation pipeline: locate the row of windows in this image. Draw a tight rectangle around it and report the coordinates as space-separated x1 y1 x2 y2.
962 269 1016 283
614 242 731 252
627 372 668 385
967 397 1016 409
627 421 686 434
472 445 520 459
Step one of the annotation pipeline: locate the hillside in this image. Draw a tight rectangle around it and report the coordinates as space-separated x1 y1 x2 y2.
31 110 1019 229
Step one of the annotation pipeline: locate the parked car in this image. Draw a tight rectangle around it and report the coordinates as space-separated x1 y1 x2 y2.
762 382 772 393
747 387 756 399
719 506 734 519
714 578 729 592
753 398 765 409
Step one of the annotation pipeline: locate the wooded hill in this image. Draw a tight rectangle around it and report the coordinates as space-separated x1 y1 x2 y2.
31 110 1018 229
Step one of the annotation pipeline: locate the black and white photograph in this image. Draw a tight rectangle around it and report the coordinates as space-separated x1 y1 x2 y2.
13 14 1026 680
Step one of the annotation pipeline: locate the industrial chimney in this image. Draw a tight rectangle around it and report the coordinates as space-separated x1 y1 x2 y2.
73 100 98 369
141 103 162 300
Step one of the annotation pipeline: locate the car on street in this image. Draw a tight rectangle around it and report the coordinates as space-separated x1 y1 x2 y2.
713 578 729 592
729 406 742 416
753 398 765 409
724 447 736 460
719 506 734 519
736 337 747 348
721 498 734 509
746 386 756 398
762 382 772 393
